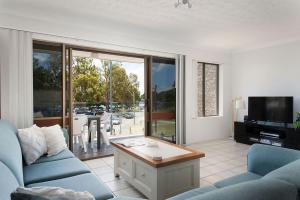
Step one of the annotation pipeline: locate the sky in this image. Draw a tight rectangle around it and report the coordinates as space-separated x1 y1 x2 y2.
152 63 176 92
120 62 145 95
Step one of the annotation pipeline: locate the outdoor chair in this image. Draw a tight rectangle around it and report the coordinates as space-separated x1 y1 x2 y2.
73 114 88 152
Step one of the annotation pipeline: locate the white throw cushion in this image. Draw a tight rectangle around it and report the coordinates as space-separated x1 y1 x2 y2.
18 125 47 165
13 187 95 200
41 125 67 156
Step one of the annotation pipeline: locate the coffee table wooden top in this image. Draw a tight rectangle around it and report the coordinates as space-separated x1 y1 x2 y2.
111 137 205 168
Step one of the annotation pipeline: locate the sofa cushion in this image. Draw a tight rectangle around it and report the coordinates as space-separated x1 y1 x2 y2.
27 173 114 200
34 149 74 164
263 159 300 197
41 125 68 156
248 144 300 176
0 161 20 200
12 186 95 200
214 172 261 188
0 120 24 186
168 186 216 200
187 179 297 200
24 158 90 185
11 192 49 200
17 125 47 165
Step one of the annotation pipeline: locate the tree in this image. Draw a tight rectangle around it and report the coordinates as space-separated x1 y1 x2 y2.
33 53 62 90
129 73 139 89
72 57 104 104
100 61 140 108
72 58 141 108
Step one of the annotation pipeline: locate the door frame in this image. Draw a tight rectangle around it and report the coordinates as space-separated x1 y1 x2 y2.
145 56 177 143
32 40 179 150
65 45 153 148
33 38 177 150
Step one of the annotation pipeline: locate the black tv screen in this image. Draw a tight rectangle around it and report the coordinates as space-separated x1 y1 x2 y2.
248 97 293 123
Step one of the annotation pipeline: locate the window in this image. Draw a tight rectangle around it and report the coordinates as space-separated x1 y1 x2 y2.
197 62 219 117
33 42 63 120
150 57 176 143
151 57 176 113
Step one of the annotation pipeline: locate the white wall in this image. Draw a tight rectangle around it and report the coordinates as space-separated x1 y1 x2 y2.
232 41 300 122
0 13 233 144
185 56 232 144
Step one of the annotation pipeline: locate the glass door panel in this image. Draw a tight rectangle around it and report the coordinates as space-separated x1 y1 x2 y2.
150 57 176 143
69 49 146 158
70 51 145 138
33 42 63 127
110 61 145 137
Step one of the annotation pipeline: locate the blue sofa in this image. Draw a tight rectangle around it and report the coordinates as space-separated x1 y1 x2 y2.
166 143 300 200
0 119 114 200
2 117 300 200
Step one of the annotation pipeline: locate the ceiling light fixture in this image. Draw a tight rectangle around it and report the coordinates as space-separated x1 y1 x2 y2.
175 0 192 8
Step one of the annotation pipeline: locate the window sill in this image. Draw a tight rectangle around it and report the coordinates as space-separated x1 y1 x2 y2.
196 115 223 119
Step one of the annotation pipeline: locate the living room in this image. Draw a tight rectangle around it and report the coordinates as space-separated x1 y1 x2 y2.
1 0 300 200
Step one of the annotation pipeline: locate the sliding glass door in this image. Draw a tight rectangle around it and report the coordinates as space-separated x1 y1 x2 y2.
33 41 178 159
148 57 176 143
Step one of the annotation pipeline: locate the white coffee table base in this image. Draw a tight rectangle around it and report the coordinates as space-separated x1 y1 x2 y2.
114 149 200 200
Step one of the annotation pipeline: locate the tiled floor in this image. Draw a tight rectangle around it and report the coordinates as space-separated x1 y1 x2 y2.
84 138 249 199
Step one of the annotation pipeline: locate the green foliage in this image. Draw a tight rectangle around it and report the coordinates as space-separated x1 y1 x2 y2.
153 88 176 112
72 58 140 107
72 57 104 104
100 62 140 107
33 53 62 90
293 112 300 129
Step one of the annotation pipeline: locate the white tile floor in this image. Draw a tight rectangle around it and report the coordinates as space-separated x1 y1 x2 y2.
84 139 249 199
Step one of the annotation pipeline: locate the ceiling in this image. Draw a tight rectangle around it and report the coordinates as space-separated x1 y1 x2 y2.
1 0 300 51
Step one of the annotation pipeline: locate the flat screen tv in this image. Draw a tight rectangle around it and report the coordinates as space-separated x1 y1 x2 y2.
248 97 293 123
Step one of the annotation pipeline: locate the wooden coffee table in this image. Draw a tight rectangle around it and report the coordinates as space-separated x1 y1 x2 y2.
111 137 205 200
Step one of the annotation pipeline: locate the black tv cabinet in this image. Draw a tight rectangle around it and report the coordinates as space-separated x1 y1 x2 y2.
234 121 300 150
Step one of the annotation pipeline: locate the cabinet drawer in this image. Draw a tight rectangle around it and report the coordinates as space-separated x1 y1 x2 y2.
117 152 132 177
133 161 155 195
135 163 152 185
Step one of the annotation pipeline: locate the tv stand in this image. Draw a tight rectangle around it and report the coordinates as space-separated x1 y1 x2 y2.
234 121 300 150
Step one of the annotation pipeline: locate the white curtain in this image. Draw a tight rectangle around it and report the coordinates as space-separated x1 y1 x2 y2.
0 28 33 128
176 54 186 145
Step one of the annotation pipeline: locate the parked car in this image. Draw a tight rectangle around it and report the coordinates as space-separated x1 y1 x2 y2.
92 108 104 115
122 112 135 119
112 116 121 125
139 101 145 110
75 107 93 115
108 107 119 113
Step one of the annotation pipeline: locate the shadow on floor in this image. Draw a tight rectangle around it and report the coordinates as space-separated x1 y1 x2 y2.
73 136 144 161
73 141 115 161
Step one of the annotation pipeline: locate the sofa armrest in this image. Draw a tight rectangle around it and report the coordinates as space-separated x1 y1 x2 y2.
187 179 297 200
61 128 69 147
247 144 300 176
